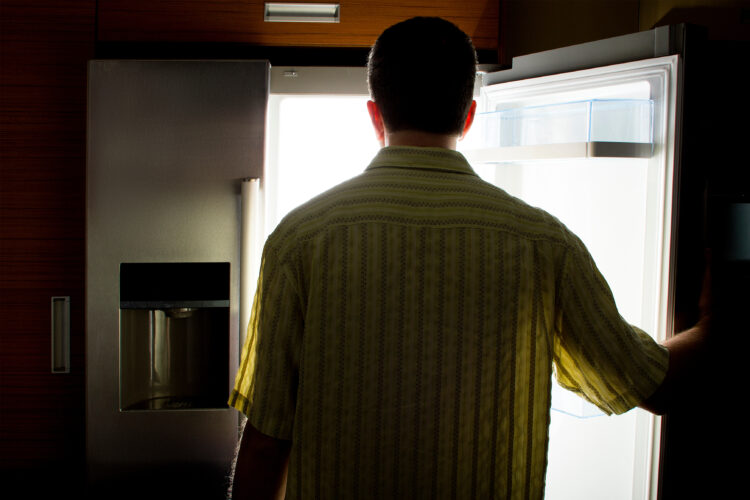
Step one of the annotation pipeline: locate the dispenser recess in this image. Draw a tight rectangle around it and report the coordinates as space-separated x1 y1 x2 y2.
119 262 230 411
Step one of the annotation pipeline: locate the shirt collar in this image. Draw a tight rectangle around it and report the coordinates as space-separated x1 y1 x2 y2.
366 146 478 176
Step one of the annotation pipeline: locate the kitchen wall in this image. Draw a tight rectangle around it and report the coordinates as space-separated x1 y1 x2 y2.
94 0 500 50
640 0 748 35
1 0 746 496
499 0 640 61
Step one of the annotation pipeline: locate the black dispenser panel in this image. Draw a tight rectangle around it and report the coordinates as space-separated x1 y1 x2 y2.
120 262 230 309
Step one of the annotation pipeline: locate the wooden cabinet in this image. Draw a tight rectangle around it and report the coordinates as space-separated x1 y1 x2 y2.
0 1 95 492
97 0 500 50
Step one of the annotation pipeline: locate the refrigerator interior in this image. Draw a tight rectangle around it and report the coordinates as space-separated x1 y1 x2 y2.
265 57 679 499
263 67 377 235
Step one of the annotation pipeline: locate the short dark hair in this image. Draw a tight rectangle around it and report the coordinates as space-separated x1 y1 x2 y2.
367 17 477 135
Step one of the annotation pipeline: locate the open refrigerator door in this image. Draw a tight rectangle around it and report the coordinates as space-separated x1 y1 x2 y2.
460 54 681 499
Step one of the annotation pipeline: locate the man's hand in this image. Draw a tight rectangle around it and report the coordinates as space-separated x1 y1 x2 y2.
640 251 712 415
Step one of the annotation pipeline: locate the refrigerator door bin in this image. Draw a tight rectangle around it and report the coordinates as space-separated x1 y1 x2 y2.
464 98 654 162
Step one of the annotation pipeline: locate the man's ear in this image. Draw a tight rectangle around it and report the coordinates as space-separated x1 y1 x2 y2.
367 100 386 146
460 100 477 140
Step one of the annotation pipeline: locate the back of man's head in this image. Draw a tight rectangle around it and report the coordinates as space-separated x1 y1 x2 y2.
367 17 478 136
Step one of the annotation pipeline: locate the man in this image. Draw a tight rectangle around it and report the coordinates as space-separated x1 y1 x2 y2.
229 17 708 500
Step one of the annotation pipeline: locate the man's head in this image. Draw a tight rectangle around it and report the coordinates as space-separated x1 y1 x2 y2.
367 17 478 137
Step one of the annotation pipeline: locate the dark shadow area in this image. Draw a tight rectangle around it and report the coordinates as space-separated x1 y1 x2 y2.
654 7 749 499
85 463 232 500
95 42 499 66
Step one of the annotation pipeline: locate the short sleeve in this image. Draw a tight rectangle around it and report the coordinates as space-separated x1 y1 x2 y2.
228 243 303 439
553 237 669 415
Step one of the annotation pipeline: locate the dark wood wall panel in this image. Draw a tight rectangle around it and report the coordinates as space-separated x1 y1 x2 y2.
97 0 500 50
0 2 95 490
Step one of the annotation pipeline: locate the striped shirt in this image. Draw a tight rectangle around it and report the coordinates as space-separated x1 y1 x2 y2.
229 146 668 499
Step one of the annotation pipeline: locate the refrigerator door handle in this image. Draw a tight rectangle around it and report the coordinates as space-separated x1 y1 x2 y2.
240 178 263 348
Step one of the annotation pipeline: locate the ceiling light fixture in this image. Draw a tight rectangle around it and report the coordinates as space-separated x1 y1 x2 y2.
264 3 340 23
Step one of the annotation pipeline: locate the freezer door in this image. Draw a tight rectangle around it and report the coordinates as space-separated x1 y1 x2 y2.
87 60 269 497
459 53 681 500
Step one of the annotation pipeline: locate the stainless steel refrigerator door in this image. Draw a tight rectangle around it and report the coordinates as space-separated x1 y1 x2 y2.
86 60 268 496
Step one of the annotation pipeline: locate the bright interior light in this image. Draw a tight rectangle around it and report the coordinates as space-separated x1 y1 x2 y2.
266 95 378 234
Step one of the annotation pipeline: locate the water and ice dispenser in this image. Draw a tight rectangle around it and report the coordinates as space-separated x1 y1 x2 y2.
119 262 230 411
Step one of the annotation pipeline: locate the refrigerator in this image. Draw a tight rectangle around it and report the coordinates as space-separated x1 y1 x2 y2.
86 60 268 498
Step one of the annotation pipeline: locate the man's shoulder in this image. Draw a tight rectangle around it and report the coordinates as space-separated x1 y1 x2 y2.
441 173 577 245
264 173 368 251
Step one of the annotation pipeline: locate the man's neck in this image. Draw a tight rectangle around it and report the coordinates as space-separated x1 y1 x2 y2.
384 130 459 150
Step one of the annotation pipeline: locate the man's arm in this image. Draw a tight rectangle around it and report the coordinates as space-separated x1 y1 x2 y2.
640 257 712 415
231 419 291 500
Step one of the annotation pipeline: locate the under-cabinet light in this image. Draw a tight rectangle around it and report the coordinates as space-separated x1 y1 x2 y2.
264 3 340 23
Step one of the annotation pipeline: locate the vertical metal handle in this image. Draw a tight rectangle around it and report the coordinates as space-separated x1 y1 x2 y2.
240 178 263 349
51 296 70 373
